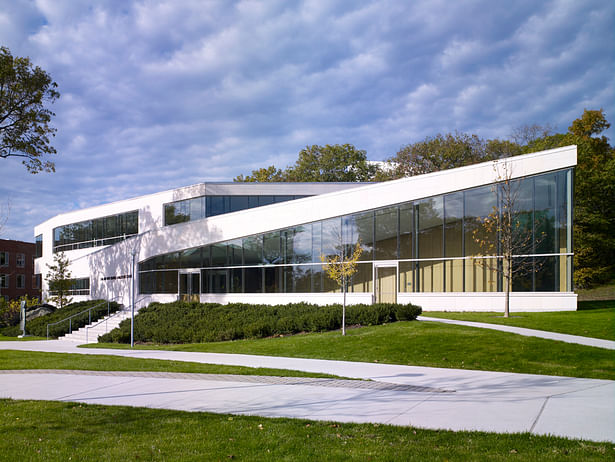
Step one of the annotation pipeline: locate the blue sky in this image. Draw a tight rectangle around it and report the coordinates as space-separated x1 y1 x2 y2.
1 0 613 242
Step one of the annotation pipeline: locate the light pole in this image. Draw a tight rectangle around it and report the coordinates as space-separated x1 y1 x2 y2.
130 248 136 348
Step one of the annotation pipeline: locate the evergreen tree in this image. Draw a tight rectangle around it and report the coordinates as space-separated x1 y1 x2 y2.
46 252 73 309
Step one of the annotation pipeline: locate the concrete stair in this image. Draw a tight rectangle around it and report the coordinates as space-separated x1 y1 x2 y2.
58 310 133 344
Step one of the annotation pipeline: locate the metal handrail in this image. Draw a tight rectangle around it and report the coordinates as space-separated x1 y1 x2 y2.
46 298 119 339
85 296 149 344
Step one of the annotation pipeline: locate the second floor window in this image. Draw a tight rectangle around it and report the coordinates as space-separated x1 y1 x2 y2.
16 253 25 268
0 252 8 267
16 274 25 289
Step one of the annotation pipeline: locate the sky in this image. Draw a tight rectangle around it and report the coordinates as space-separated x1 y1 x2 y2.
0 0 613 243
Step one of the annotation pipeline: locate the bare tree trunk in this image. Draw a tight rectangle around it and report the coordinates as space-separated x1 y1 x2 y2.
504 257 511 318
342 274 346 336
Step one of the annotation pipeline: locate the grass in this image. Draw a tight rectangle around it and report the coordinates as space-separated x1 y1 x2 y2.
1 399 612 461
88 321 615 380
424 304 615 341
0 350 342 379
0 335 47 341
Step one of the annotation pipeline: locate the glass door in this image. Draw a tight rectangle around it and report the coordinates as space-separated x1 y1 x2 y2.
179 272 200 302
375 265 397 304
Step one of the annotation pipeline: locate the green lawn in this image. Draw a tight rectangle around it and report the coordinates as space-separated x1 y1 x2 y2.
424 305 615 341
88 321 615 380
0 350 341 379
1 399 611 461
0 335 47 341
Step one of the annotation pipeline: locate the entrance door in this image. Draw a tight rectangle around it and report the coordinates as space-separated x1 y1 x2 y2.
376 266 397 304
179 272 200 302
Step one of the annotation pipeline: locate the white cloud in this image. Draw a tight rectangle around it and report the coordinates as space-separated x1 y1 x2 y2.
0 0 612 241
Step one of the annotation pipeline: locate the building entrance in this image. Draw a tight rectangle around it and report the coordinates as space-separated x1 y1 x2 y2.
179 272 200 302
375 265 397 304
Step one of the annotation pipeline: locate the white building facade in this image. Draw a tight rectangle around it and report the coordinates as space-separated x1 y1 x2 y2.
34 146 577 312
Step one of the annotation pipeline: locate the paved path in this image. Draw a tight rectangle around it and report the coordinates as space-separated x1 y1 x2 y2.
418 316 615 350
1 340 614 443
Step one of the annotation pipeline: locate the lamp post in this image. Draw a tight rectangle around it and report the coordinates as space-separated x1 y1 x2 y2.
130 248 136 348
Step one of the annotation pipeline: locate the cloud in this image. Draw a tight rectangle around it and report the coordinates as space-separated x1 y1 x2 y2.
0 0 612 242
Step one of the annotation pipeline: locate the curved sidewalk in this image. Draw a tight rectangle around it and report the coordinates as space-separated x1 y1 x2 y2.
418 316 615 350
1 340 614 443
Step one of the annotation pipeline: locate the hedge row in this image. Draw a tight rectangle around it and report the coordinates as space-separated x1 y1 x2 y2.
1 300 122 338
99 301 422 344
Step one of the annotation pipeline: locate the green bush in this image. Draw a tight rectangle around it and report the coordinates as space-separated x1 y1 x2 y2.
24 300 122 338
0 325 21 337
99 301 422 344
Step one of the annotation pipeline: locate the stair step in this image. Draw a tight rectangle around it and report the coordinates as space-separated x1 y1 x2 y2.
58 310 134 344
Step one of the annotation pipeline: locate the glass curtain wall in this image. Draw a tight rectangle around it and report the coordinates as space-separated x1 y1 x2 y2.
140 169 573 295
53 211 138 252
164 195 310 226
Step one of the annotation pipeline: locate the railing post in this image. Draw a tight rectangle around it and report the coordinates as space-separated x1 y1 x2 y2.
46 325 49 340
89 309 91 324
69 318 72 334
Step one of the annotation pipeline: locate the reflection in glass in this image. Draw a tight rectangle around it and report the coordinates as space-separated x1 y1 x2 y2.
244 267 263 293
139 169 574 296
399 261 415 293
375 207 398 260
399 204 413 259
350 262 373 292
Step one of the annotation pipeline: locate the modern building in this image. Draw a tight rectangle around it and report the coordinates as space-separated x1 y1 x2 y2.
34 145 576 312
0 239 41 301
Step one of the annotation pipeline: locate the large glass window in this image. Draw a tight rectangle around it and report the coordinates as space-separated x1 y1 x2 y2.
444 192 463 291
35 234 43 258
399 204 413 259
463 186 497 292
165 194 309 226
375 207 398 260
243 236 263 265
53 210 138 252
283 225 312 264
417 197 443 292
343 211 374 261
140 168 574 296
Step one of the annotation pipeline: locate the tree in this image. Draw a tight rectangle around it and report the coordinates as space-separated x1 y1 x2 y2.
234 165 284 182
234 144 379 182
321 241 363 335
46 252 73 309
0 46 60 173
285 144 378 182
510 123 555 146
473 159 540 317
523 109 615 288
387 132 498 179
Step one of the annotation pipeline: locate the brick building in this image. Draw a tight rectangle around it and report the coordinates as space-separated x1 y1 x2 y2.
0 239 41 301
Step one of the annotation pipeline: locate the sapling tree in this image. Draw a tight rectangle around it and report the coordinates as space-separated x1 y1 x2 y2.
46 251 73 309
473 159 542 317
321 240 363 335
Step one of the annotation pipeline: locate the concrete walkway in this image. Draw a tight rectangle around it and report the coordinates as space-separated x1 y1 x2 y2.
1 340 614 443
418 316 615 350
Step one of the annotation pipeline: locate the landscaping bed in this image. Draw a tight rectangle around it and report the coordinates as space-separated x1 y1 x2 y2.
99 301 422 344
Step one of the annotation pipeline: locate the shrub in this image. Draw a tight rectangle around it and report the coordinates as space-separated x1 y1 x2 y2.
25 300 122 338
99 301 422 344
0 296 40 328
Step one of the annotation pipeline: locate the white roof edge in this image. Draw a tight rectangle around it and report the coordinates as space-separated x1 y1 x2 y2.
34 181 366 229
35 145 576 233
